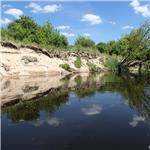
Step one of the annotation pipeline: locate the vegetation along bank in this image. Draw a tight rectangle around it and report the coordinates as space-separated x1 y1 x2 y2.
0 16 150 77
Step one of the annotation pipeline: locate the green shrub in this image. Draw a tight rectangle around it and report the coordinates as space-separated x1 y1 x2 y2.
74 57 82 68
87 61 97 72
1 16 68 48
75 36 95 49
59 63 70 71
104 56 119 72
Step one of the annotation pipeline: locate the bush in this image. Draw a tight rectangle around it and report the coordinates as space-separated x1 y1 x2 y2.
104 56 119 72
1 16 68 48
86 61 97 72
74 57 82 68
59 63 70 71
75 36 95 49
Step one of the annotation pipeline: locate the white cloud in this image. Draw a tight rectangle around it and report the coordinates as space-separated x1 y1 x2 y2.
43 4 61 13
27 2 42 13
56 25 70 30
109 21 116 25
83 33 91 37
27 2 61 13
60 32 75 37
130 0 150 17
129 115 145 127
122 25 134 29
81 13 102 25
82 104 102 115
0 18 12 25
4 8 23 18
2 4 12 8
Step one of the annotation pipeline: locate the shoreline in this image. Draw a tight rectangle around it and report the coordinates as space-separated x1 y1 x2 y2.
0 41 107 78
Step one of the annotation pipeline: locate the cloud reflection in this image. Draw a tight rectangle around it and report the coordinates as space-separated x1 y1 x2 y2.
82 104 102 115
32 117 62 127
129 115 145 127
47 117 62 126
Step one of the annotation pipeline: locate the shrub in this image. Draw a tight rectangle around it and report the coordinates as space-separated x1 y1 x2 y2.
59 63 70 71
74 57 82 68
1 16 68 48
104 56 119 72
86 61 97 72
75 36 95 49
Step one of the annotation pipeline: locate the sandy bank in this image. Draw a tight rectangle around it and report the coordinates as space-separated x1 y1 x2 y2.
0 42 106 77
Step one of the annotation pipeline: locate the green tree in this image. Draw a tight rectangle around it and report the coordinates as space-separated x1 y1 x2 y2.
96 42 107 53
1 16 68 48
75 36 95 49
106 41 118 55
119 21 150 71
7 16 39 43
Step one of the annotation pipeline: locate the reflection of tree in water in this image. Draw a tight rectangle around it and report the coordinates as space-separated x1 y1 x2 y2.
2 73 150 122
74 74 103 98
2 92 69 122
99 73 150 120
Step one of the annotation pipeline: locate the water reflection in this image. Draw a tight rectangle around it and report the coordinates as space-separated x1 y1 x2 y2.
81 104 103 115
2 73 150 150
129 115 145 127
2 73 150 122
33 117 63 127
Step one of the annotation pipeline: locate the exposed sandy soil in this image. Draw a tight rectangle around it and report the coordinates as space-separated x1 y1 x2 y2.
0 42 106 78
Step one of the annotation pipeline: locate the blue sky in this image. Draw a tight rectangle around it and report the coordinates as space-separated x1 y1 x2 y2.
1 0 150 44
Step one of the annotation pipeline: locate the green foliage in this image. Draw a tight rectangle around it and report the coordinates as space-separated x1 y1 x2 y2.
75 36 95 49
7 16 39 43
97 21 150 71
1 16 68 48
96 42 107 53
1 16 149 72
118 21 150 67
86 61 97 72
106 41 119 55
74 57 82 68
104 56 119 72
97 41 119 55
59 63 70 71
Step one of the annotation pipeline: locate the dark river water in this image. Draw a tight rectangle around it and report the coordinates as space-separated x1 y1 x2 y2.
1 73 150 150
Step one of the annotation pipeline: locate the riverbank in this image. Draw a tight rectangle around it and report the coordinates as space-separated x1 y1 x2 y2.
0 41 107 78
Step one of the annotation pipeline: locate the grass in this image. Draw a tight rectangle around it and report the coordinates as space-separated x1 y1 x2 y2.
74 57 82 68
1 38 99 55
59 63 70 71
104 56 119 72
86 61 97 72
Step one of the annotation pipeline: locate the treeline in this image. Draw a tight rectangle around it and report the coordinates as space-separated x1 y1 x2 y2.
97 22 150 71
1 16 150 71
1 16 68 48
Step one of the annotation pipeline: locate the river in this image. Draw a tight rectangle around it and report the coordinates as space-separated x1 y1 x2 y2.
1 73 150 150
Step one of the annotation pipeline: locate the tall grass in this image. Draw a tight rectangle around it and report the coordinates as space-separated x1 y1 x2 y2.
104 56 119 72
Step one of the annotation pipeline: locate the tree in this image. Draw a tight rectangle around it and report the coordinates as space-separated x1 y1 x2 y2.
119 21 150 71
1 16 69 48
106 41 118 55
75 36 95 49
96 42 107 53
7 16 39 43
